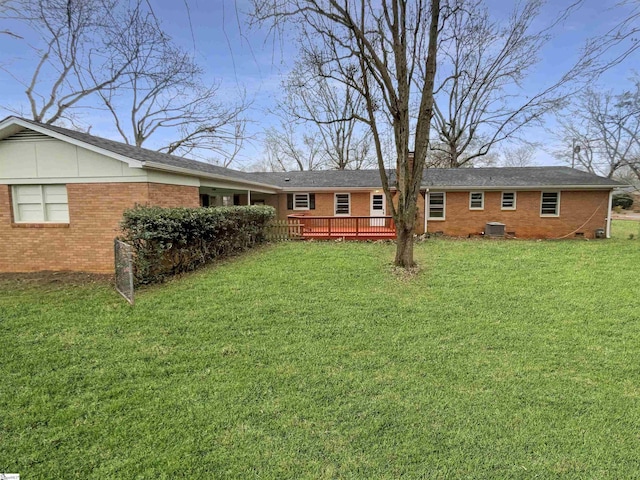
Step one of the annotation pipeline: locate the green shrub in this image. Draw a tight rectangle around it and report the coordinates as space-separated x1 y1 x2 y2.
612 193 634 209
120 205 275 285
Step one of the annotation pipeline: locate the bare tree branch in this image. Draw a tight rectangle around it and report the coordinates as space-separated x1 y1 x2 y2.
5 0 135 125
273 59 375 170
554 80 640 180
95 3 250 164
251 0 443 267
431 0 596 168
263 123 326 171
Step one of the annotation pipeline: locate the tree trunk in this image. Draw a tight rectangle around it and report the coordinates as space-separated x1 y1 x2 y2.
394 222 415 268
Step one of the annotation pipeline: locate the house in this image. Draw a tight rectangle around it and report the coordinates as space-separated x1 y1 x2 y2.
0 116 622 274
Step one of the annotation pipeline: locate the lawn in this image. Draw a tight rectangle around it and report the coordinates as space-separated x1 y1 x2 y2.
1 221 639 479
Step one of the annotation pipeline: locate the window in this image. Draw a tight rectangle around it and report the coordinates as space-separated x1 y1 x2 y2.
334 193 350 215
469 192 484 210
541 191 560 216
12 185 69 223
294 193 309 210
501 192 516 210
428 192 445 219
287 193 316 210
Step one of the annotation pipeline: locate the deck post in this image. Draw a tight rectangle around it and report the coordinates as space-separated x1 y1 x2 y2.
356 217 359 237
327 217 332 236
247 190 251 205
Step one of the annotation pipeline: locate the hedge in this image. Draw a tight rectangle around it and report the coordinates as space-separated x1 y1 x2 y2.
612 193 634 210
120 205 275 285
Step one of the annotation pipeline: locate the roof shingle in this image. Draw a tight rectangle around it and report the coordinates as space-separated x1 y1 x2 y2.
3 117 623 190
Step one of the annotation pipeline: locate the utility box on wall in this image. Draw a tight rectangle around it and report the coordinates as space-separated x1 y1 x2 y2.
485 222 506 237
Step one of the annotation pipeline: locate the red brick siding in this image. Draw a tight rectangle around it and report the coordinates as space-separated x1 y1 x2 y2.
148 183 199 208
275 189 610 239
0 182 199 273
278 191 378 218
389 191 426 233
425 190 610 239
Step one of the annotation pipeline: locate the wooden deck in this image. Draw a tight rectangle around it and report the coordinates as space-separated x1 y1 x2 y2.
287 215 396 240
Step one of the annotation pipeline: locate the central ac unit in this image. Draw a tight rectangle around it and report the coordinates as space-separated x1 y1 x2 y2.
485 222 505 237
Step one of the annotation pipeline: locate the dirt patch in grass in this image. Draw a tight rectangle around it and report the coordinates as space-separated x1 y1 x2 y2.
0 271 112 290
612 211 640 221
388 263 421 281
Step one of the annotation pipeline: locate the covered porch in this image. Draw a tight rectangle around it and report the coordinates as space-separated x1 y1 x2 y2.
198 185 278 209
287 215 396 240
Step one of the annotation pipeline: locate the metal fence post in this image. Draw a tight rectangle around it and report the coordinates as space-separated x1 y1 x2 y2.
114 239 135 305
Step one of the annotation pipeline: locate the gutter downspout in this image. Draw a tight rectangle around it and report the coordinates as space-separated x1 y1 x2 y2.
606 189 613 239
424 188 429 234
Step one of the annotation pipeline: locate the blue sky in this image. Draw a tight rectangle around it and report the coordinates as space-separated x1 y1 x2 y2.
0 0 638 168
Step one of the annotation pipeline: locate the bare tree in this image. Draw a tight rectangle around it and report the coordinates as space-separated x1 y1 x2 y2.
3 0 247 164
555 84 640 180
2 0 137 125
97 3 249 163
431 0 588 168
499 144 538 167
279 60 374 170
263 123 326 171
252 0 442 268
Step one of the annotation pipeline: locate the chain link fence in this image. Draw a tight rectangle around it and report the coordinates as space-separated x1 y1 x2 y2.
114 239 134 305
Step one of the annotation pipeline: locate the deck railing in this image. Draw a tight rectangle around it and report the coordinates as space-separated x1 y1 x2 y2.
266 219 303 240
288 215 396 239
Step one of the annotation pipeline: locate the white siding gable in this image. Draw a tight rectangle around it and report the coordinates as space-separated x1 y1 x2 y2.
0 129 146 182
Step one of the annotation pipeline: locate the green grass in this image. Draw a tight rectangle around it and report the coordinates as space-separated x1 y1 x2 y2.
1 221 639 479
613 217 640 239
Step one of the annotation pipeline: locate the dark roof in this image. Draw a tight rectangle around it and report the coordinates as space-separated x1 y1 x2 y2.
250 169 389 188
13 117 272 187
250 167 622 189
2 117 623 190
420 167 623 188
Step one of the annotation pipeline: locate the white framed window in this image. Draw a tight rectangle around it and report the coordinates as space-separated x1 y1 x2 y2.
501 192 516 210
12 185 69 223
428 192 446 220
540 191 560 216
469 191 484 210
293 193 310 210
334 193 350 215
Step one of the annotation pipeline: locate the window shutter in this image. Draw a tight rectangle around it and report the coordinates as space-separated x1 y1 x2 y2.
309 194 316 210
287 194 293 210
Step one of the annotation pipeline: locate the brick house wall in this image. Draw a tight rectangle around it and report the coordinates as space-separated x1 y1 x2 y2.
278 191 380 218
0 182 199 273
148 183 200 208
425 190 610 239
275 189 609 239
